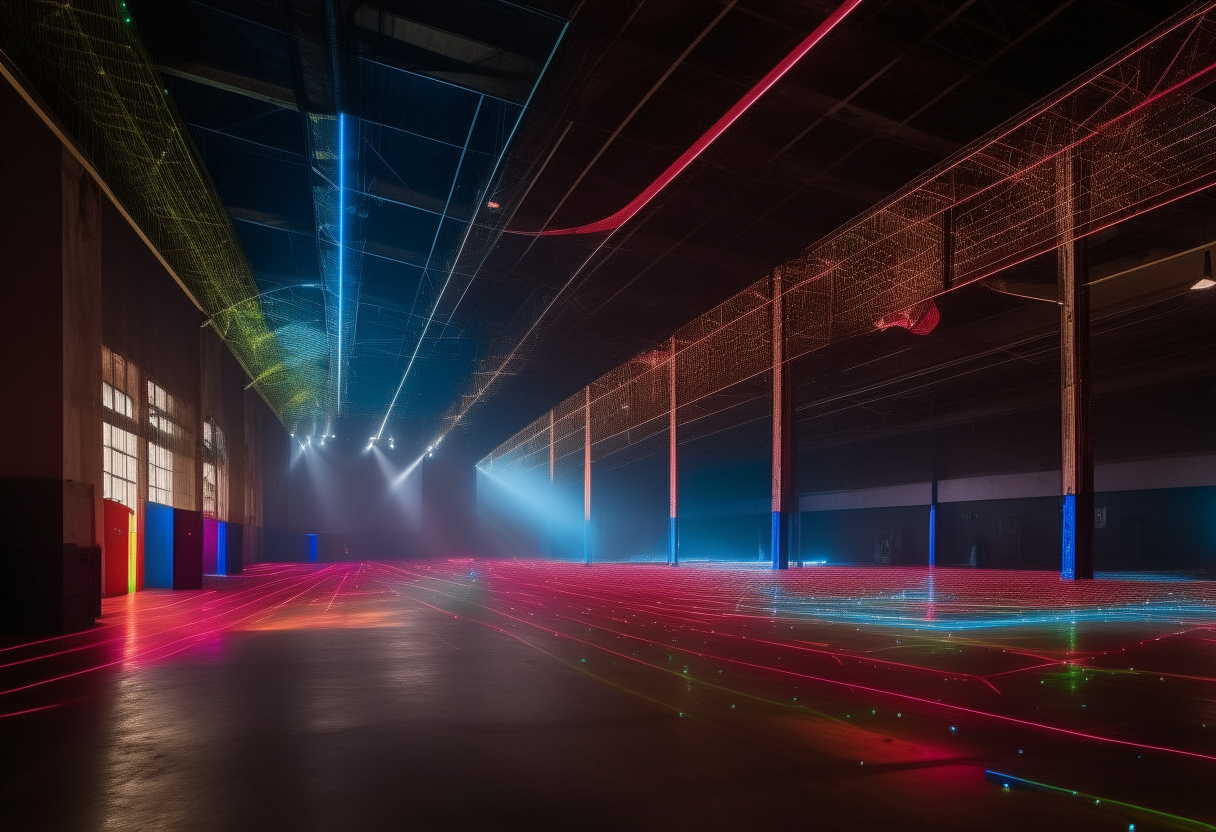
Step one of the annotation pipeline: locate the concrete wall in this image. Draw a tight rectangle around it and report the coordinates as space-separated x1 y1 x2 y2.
0 69 287 626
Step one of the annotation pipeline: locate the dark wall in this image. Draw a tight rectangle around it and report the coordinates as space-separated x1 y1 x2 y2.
592 445 668 562
101 203 202 428
0 72 288 619
263 433 423 559
262 427 482 560
0 80 64 485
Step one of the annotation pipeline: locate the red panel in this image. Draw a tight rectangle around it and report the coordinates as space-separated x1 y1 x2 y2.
102 499 132 596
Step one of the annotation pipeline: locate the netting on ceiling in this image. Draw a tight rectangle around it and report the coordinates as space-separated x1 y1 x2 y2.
480 2 1216 474
0 0 319 424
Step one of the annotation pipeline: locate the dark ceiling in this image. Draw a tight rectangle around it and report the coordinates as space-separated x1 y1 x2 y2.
129 0 1195 454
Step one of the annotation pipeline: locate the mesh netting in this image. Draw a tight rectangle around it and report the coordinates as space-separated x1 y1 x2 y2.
481 2 1216 474
0 0 320 425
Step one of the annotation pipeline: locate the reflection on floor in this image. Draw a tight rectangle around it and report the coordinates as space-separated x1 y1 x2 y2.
2 561 1214 830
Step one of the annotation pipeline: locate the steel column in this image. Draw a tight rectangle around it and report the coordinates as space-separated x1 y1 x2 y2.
1057 150 1094 580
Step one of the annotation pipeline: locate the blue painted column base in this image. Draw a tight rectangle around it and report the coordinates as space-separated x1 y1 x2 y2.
668 517 679 565
583 519 592 565
771 511 789 570
928 503 936 568
1061 494 1076 580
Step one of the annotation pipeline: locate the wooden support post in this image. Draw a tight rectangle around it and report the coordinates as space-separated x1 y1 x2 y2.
547 409 554 558
1057 150 1093 580
583 386 592 565
668 338 679 566
770 269 794 570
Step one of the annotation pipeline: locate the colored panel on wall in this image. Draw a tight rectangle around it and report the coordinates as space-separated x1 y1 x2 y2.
144 502 174 588
173 508 203 590
203 517 218 575
215 520 227 575
136 503 145 592
102 499 133 596
225 522 243 575
128 509 137 595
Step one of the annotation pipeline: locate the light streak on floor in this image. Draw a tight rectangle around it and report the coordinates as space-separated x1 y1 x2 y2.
1 561 1213 830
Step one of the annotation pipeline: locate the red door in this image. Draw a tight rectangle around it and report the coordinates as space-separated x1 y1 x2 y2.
103 499 134 596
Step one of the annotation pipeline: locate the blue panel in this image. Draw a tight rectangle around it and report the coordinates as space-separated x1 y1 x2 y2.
145 502 174 589
307 533 318 564
1061 494 1077 580
216 520 228 576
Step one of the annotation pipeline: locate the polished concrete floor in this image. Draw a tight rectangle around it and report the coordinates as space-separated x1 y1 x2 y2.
2 561 1215 831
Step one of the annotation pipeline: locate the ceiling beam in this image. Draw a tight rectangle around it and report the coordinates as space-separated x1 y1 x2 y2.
159 60 298 110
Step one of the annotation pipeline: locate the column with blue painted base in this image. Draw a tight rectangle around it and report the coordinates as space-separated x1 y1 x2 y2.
668 337 680 566
928 503 937 568
583 386 592 565
1057 150 1093 580
770 268 794 570
929 455 938 567
547 409 555 559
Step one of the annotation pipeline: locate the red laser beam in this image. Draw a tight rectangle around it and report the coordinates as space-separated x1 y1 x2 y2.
511 0 865 237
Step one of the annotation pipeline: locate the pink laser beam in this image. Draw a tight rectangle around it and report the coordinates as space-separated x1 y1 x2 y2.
514 0 865 237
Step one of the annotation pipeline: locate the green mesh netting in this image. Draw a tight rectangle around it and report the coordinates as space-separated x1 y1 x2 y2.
0 0 322 426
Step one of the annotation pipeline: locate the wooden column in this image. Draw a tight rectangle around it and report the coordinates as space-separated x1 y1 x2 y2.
770 269 794 570
547 409 554 558
1057 150 1094 580
668 338 679 566
583 386 592 565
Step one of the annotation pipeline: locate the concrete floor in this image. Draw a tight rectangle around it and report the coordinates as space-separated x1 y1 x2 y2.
2 562 1214 831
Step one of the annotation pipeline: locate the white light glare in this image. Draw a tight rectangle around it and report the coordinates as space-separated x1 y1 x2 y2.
1192 278 1216 290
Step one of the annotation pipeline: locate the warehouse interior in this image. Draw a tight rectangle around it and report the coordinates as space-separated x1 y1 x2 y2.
1 1 1215 829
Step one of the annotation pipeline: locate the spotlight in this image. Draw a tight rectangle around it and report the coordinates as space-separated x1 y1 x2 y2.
1192 278 1215 290
487 201 500 209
